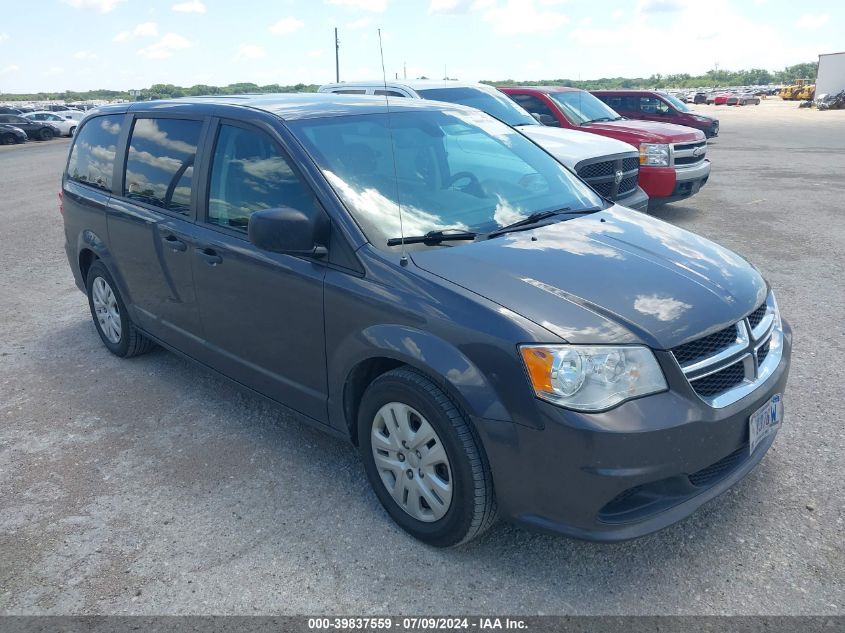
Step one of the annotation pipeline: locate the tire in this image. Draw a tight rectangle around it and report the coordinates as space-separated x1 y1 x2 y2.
39 127 53 141
358 367 496 547
0 133 14 145
85 260 155 358
69 126 76 137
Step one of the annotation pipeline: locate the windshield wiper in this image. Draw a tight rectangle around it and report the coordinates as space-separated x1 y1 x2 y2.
486 207 601 239
582 117 614 124
387 229 478 247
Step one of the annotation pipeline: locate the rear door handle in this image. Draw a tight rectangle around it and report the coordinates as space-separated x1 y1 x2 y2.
162 234 187 252
195 247 222 266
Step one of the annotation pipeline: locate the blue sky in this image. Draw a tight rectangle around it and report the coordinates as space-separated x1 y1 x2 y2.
0 0 840 93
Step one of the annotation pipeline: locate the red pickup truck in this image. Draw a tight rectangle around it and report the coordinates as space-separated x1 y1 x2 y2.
499 86 710 204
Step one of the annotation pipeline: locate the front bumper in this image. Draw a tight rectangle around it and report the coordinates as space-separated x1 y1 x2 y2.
641 159 711 203
614 185 649 212
473 321 792 541
704 121 719 138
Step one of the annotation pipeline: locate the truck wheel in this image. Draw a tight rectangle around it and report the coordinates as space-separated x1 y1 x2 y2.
85 261 154 358
358 367 497 547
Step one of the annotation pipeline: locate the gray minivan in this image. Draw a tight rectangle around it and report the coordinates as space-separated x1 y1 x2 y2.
62 94 791 546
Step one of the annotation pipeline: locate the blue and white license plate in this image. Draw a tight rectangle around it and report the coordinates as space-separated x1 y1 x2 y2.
749 394 783 455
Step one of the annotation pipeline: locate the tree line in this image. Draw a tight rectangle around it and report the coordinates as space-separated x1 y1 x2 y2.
0 62 818 102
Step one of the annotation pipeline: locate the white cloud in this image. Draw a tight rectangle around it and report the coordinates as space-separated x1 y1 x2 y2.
269 17 305 34
347 17 372 29
114 22 159 42
327 0 388 12
307 49 324 58
611 8 624 19
795 13 829 30
46 66 65 76
62 0 124 12
0 32 8 43
236 43 266 60
172 1 206 13
483 1 569 35
1 65 19 74
138 33 191 60
73 50 98 59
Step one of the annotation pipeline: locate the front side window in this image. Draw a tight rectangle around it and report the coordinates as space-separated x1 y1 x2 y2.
66 114 124 192
547 90 623 125
290 109 601 250
660 92 690 112
639 97 670 115
509 94 556 119
124 117 202 214
207 124 313 232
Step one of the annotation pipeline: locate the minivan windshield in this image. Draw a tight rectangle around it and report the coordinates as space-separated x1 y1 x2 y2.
289 109 602 250
661 92 690 112
416 87 538 128
548 90 623 125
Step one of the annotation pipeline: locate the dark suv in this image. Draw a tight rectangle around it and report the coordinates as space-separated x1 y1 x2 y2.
62 95 791 546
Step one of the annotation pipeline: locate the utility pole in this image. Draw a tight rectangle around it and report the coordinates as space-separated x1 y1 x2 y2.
404 61 407 79
335 28 340 83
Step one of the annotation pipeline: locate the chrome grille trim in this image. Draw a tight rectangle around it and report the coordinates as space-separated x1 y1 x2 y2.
669 140 707 169
673 293 782 408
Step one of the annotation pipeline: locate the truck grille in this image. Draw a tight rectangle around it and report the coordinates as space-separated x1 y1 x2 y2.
576 153 639 202
671 294 783 407
671 140 707 167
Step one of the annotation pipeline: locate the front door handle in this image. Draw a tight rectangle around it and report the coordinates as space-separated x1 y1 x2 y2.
195 247 222 266
163 234 187 252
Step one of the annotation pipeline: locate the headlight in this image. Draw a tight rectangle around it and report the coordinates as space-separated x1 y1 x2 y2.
519 345 667 411
639 143 670 166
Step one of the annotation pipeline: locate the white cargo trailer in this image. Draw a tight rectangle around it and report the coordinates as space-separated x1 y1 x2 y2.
815 52 845 98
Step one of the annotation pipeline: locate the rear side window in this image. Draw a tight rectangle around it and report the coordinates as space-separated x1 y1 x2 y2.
124 118 203 214
207 124 313 232
66 114 124 192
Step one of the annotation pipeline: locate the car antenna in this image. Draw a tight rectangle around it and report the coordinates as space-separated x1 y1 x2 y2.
378 28 408 267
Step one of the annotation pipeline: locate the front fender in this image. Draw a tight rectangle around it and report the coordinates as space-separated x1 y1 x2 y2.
328 324 513 436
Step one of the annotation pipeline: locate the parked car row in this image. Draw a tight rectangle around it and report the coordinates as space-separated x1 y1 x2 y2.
0 113 65 143
60 94 790 547
320 82 713 207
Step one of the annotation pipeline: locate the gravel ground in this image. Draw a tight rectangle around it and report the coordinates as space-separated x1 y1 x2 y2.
0 99 843 615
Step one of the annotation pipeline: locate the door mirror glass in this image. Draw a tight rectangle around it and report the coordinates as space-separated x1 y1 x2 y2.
248 207 327 257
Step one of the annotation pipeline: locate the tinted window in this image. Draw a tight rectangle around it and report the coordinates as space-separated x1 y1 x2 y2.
66 114 124 192
0 115 28 124
124 118 202 214
333 89 366 94
207 124 313 232
416 87 536 127
509 94 556 118
374 90 406 97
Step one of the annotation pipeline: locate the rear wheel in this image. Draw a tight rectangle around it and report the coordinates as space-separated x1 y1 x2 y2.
39 127 53 141
0 133 14 145
358 367 496 547
85 260 154 358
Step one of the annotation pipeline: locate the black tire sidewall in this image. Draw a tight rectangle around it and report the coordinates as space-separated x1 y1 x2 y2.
358 371 481 547
69 126 76 136
85 261 132 357
40 128 53 141
1 133 13 145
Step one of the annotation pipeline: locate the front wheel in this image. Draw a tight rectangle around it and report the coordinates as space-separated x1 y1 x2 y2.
69 126 77 136
358 367 496 547
85 260 154 357
0 133 14 145
39 128 53 141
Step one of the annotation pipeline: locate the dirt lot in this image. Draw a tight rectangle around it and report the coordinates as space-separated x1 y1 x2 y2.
0 99 843 615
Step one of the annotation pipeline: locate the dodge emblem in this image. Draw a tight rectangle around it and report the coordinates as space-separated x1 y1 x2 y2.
614 169 624 185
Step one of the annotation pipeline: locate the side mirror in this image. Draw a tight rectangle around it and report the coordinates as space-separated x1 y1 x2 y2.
248 207 328 258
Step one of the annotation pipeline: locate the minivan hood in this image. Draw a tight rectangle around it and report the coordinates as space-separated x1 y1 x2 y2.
586 119 704 143
411 206 767 349
518 126 637 168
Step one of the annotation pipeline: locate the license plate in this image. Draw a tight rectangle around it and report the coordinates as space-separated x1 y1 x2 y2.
749 394 783 455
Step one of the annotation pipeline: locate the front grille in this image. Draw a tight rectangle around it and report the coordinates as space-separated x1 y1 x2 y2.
747 303 767 330
618 175 637 195
691 362 746 397
675 155 704 166
621 157 639 172
674 141 706 152
672 140 707 168
576 154 640 203
688 445 748 487
578 160 615 179
673 324 739 366
757 339 771 366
